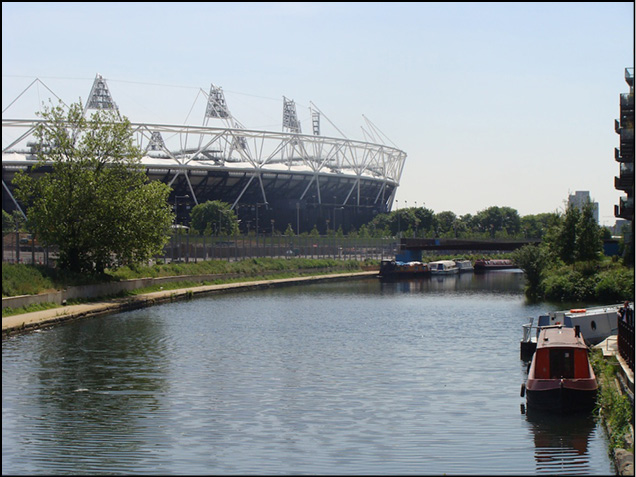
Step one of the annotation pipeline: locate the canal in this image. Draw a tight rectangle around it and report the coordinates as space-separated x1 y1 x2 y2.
2 271 615 475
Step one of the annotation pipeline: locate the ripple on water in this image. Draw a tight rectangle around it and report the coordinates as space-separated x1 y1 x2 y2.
2 277 615 475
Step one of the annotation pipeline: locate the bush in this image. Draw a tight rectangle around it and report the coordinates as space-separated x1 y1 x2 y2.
541 269 597 302
595 268 635 303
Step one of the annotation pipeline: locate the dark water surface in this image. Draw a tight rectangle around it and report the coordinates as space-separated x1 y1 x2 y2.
2 271 615 475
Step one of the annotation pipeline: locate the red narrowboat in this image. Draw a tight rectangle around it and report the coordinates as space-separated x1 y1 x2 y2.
523 325 598 413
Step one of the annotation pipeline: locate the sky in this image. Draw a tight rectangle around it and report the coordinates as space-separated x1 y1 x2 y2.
2 2 634 225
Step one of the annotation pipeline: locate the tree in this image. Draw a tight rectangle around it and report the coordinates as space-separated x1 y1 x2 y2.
575 200 602 262
512 244 547 298
555 205 579 265
2 210 25 235
190 200 239 236
284 224 295 237
474 206 521 238
12 101 174 273
434 211 457 237
520 212 560 239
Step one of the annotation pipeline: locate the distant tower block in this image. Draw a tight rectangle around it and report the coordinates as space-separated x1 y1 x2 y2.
86 74 117 110
283 97 301 134
312 110 320 136
205 84 230 119
149 131 165 151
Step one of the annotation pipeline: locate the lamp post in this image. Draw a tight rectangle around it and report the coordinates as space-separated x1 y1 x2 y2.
255 202 268 239
174 195 189 224
173 195 189 263
334 206 344 232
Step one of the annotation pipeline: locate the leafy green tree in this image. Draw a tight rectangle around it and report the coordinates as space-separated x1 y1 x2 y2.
434 211 457 237
413 207 435 235
512 244 547 298
473 206 521 238
520 212 560 239
12 101 174 273
2 210 11 234
284 223 295 237
555 205 580 265
2 210 23 234
190 200 239 236
575 201 602 262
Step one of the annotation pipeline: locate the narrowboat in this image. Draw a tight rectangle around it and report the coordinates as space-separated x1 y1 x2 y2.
454 259 474 273
379 260 430 278
428 260 459 275
473 258 515 272
520 304 625 358
522 325 598 413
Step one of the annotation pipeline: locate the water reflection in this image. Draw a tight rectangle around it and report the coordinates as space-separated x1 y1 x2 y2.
524 408 601 475
3 273 615 475
30 314 170 473
379 269 526 294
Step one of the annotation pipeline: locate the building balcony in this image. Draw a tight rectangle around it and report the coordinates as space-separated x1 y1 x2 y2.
615 147 624 162
620 93 635 111
615 197 635 220
621 127 635 147
615 169 634 191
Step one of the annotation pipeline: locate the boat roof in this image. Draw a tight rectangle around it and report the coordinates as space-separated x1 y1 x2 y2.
428 260 456 265
536 326 587 349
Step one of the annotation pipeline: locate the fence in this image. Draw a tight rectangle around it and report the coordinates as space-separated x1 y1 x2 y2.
617 306 634 372
2 232 56 266
2 231 399 266
161 232 397 263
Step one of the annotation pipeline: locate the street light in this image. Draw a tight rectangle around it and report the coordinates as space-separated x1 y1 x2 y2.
255 202 268 238
173 195 189 263
174 195 189 224
333 206 344 232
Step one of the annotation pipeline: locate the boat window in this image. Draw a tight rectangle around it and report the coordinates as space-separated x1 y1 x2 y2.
591 320 596 330
549 348 575 379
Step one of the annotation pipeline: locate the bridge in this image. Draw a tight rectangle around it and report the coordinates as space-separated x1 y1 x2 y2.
399 238 541 252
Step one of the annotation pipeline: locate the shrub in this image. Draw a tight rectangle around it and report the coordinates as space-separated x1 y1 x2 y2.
595 268 635 302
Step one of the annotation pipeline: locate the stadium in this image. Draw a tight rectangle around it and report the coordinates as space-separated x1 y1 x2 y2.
3 74 407 234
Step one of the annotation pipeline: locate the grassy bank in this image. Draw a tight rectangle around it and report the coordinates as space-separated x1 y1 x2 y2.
3 258 378 298
589 349 634 453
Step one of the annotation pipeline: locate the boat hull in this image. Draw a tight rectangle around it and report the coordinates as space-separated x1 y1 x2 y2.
526 385 597 413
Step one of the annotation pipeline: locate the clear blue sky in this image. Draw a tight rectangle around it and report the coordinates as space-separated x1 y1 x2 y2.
3 2 634 225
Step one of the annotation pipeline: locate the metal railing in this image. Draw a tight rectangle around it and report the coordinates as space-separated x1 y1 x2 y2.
618 306 634 372
2 231 398 266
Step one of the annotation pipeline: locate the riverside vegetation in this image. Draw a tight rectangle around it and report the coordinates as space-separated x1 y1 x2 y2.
589 349 634 455
512 200 634 304
2 258 375 317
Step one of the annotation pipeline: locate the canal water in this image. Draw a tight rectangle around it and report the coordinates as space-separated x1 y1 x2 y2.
2 271 615 475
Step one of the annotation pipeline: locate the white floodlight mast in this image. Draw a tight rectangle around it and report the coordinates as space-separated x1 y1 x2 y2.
85 73 117 113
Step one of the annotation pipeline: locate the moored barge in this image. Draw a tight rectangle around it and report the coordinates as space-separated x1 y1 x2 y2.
522 325 598 413
473 258 515 272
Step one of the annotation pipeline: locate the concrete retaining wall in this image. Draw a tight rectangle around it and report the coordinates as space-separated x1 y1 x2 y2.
3 273 246 310
2 269 374 310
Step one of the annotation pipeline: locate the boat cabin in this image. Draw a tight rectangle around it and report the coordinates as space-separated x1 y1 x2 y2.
532 326 592 380
428 260 458 274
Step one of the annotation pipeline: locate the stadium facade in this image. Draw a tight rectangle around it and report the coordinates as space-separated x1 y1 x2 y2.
3 75 407 234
